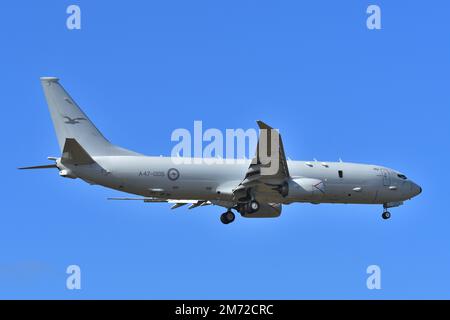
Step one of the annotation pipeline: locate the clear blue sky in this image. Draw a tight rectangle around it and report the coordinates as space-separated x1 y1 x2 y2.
0 0 449 299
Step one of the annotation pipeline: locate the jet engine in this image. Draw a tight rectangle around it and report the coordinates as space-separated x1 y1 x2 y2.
286 178 325 201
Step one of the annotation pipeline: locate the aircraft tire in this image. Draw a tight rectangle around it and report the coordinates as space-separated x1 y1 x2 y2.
220 211 235 224
249 200 260 213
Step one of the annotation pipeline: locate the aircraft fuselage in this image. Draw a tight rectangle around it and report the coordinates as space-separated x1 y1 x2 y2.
65 156 421 207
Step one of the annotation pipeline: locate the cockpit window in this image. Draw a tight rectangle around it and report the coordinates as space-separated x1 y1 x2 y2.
397 174 407 180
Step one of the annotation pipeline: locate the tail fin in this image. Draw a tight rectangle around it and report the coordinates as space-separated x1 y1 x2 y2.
40 77 138 156
62 138 96 165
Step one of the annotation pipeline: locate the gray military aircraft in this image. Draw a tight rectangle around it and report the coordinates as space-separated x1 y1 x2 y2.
20 77 422 224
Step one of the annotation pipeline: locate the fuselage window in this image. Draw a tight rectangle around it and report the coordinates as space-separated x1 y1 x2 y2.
338 170 343 178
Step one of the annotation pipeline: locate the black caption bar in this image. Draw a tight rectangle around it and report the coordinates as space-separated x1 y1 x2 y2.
1 300 448 318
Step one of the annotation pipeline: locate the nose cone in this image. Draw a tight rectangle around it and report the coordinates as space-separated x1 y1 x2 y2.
410 182 422 198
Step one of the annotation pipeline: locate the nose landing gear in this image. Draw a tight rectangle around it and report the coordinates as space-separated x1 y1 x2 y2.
381 202 403 220
382 210 391 220
220 210 236 224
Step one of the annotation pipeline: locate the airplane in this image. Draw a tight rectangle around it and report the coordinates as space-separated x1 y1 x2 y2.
19 77 422 224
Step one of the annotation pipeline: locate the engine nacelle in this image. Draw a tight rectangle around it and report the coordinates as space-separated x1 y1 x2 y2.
286 178 325 201
241 203 282 218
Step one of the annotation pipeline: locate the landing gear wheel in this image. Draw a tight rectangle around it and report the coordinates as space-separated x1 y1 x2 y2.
382 211 391 220
249 200 260 213
220 211 235 224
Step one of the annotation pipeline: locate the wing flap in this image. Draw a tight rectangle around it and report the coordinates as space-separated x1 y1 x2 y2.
108 197 211 209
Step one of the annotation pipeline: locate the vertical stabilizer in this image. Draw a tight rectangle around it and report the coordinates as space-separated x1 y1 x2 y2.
40 77 138 156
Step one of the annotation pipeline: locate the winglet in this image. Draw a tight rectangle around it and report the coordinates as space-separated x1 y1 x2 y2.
256 120 273 130
40 76 59 82
251 120 290 178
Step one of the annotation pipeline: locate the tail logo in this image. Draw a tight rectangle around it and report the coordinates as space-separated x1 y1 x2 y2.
63 116 87 124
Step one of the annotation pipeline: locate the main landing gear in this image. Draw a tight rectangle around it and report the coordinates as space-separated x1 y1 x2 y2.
249 200 260 213
220 210 235 225
382 209 391 220
220 200 261 224
236 200 260 216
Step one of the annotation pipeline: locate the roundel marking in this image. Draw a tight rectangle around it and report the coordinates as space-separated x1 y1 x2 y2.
167 168 180 181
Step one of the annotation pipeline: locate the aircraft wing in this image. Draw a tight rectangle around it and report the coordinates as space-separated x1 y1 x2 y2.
108 197 212 210
233 121 291 202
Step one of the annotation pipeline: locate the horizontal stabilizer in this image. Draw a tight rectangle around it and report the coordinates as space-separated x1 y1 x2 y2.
18 164 58 170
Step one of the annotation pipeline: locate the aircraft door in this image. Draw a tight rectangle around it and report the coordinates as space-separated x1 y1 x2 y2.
381 169 391 186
